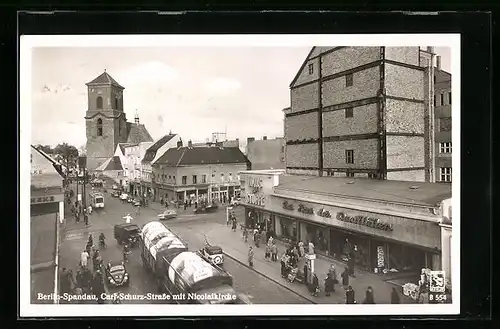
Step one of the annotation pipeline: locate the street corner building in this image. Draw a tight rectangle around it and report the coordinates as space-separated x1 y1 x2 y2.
84 71 154 172
152 139 251 204
285 46 451 183
30 145 66 304
239 170 452 288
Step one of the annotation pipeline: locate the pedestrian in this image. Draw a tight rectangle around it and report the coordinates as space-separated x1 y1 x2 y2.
308 241 315 255
268 235 274 247
324 272 334 296
184 200 187 210
345 286 356 304
298 241 305 257
160 197 164 207
84 213 89 226
231 218 237 232
363 286 375 304
243 227 248 242
391 287 401 304
248 246 254 267
255 231 260 248
60 268 71 294
264 244 271 261
311 274 320 296
348 255 356 277
135 204 140 216
281 256 287 277
271 242 278 261
189 199 192 207
303 263 308 283
88 205 92 215
80 250 89 268
341 267 350 289
293 246 300 260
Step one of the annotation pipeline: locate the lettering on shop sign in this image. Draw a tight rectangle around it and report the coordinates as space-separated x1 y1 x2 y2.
246 194 265 207
298 204 314 215
248 177 263 188
31 196 55 204
282 201 294 211
317 208 332 218
336 212 394 232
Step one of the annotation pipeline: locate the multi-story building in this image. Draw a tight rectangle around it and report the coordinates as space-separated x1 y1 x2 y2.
30 145 65 303
123 141 153 196
285 46 436 182
246 136 285 170
433 56 452 183
141 132 179 200
152 139 250 203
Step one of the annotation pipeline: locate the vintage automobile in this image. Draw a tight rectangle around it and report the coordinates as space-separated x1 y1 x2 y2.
119 193 129 201
133 199 142 207
198 245 225 267
127 196 134 203
193 204 219 214
157 209 178 220
111 190 120 198
105 261 130 287
114 223 141 246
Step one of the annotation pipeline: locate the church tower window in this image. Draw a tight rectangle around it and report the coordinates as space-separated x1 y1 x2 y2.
96 96 103 109
97 118 103 136
114 97 119 109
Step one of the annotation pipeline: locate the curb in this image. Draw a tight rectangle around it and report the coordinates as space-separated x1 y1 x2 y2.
222 251 317 304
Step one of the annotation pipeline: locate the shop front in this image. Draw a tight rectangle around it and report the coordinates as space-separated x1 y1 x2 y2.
268 196 443 274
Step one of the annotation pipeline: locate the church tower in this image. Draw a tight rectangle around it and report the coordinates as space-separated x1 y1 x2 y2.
85 71 128 171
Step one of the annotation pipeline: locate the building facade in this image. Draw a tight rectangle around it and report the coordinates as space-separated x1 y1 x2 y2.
285 46 437 182
84 71 153 171
434 61 452 183
141 133 179 200
123 141 153 196
239 171 451 275
30 145 65 303
153 140 249 203
246 136 285 170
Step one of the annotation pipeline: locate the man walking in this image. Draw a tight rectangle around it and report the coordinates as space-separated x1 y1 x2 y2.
248 246 254 267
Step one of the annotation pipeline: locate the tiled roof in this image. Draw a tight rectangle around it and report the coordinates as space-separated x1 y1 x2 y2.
155 146 250 167
117 143 128 155
31 145 65 178
86 71 124 89
126 123 154 144
275 175 452 207
142 133 177 163
104 156 124 171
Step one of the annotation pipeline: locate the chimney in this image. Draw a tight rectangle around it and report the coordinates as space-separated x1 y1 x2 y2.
436 55 441 70
247 137 255 144
188 140 192 148
177 138 183 148
263 136 267 140
426 46 435 53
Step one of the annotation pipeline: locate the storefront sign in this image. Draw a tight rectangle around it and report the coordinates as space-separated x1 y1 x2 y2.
317 208 332 218
246 193 265 207
30 195 56 204
298 204 314 215
282 201 294 211
336 212 394 231
248 177 263 188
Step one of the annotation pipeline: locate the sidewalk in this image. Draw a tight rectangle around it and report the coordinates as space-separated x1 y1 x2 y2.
207 223 414 304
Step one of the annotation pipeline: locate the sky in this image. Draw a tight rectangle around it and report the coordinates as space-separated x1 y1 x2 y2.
30 45 451 149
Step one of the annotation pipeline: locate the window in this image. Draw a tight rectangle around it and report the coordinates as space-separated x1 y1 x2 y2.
97 118 103 136
345 107 353 118
220 173 225 181
168 175 171 179
433 76 436 84
448 92 451 105
182 176 187 185
212 173 215 178
308 63 314 75
440 167 452 182
192 175 197 184
172 176 175 182
114 97 119 109
201 175 207 183
440 142 452 154
434 96 437 107
345 150 354 164
440 93 444 106
346 74 353 87
440 117 452 132
96 96 103 109
346 172 354 178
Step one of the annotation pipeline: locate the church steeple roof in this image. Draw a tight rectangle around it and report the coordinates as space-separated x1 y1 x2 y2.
86 70 125 90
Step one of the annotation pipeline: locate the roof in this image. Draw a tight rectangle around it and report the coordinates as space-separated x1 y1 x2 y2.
435 68 451 76
31 145 65 178
155 146 249 167
275 175 452 207
142 133 177 163
289 47 316 88
96 156 123 171
85 71 125 89
117 143 128 155
126 122 154 144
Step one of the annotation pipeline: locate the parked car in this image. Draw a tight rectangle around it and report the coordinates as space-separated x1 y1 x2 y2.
114 223 141 246
111 191 121 198
127 196 134 203
105 261 130 287
133 199 141 207
198 245 224 267
119 193 129 201
157 209 177 220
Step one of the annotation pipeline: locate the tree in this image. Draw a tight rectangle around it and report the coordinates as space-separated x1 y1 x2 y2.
53 143 79 171
35 144 54 154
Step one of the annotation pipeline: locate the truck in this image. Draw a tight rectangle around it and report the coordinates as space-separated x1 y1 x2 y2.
139 221 249 304
89 192 105 209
